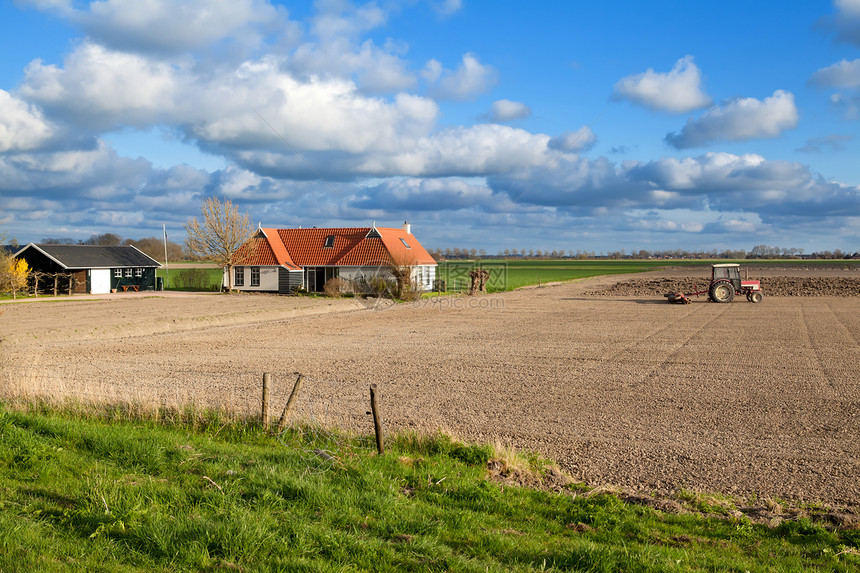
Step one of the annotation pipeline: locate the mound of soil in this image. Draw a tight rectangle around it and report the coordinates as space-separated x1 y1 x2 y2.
585 276 860 298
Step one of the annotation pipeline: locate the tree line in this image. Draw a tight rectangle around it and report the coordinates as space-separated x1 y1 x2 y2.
430 245 859 261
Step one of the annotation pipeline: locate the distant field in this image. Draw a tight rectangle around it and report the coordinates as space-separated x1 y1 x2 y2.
436 259 674 291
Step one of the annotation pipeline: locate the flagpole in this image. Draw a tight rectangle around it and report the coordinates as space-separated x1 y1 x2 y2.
162 224 169 290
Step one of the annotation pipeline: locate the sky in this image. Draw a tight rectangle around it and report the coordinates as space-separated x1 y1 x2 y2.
1 0 859 254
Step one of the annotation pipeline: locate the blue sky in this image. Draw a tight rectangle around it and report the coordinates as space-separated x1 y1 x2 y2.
1 0 859 254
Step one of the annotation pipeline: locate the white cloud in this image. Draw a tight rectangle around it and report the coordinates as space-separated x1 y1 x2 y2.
17 0 73 14
421 59 443 83
826 0 860 47
354 124 552 177
0 90 56 152
810 58 860 88
0 142 152 199
192 67 439 156
353 177 509 212
310 1 388 42
27 0 287 54
665 90 798 149
486 99 531 122
810 58 860 120
21 42 181 130
548 127 597 154
612 56 711 113
432 0 462 16
480 151 860 226
17 42 438 156
796 134 853 152
431 53 497 100
288 37 416 93
831 91 860 118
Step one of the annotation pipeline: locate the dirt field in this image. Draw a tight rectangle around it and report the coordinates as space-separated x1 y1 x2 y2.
2 265 859 510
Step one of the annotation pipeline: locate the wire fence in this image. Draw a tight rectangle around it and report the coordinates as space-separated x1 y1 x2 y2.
0 360 383 467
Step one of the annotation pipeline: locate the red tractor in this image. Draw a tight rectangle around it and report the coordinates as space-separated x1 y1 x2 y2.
665 263 763 304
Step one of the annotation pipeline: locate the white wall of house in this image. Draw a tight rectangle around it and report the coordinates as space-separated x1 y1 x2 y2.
338 264 436 291
225 264 437 292
412 265 436 291
225 265 279 291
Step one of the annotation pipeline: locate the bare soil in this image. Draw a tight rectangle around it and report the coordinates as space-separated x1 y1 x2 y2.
2 265 859 510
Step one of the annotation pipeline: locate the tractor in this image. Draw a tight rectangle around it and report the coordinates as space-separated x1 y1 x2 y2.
665 263 763 304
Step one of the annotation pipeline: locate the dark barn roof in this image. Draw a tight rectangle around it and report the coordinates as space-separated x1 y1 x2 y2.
17 244 161 270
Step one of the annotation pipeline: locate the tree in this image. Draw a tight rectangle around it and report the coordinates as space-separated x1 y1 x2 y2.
126 236 186 262
83 233 123 246
1 254 29 299
184 197 252 291
8 259 29 299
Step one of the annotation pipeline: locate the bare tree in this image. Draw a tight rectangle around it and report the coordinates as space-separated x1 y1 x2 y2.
184 197 253 291
126 236 186 262
83 233 123 246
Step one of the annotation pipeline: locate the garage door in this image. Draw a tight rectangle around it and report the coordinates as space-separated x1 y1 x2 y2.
90 269 111 294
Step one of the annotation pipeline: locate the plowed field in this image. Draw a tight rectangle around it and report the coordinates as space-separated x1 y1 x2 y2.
2 265 859 508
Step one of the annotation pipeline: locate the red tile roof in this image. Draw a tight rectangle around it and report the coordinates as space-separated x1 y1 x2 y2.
235 226 436 269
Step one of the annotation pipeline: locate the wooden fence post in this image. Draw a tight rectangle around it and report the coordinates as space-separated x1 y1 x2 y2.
276 374 304 433
370 384 385 455
261 373 271 431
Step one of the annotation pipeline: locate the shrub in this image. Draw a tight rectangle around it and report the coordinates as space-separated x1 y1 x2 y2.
323 277 350 297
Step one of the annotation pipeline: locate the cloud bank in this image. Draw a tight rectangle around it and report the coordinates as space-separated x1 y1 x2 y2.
2 1 858 253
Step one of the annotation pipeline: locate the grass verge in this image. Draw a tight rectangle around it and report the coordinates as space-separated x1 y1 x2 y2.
1 405 858 571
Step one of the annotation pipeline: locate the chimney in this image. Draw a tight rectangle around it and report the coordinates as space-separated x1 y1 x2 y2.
402 220 411 234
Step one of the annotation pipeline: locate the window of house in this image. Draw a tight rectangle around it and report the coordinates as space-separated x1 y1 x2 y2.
323 235 335 248
135 268 143 278
400 238 411 248
251 267 260 287
114 269 122 278
124 268 133 278
235 266 244 286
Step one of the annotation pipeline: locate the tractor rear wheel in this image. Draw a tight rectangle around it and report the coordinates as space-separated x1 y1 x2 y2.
709 280 734 303
749 291 763 303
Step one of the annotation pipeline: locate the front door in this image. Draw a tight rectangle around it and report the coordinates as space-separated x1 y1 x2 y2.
90 269 111 294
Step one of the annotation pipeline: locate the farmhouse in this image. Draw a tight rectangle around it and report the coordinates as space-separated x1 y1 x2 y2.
230 222 437 294
14 244 162 294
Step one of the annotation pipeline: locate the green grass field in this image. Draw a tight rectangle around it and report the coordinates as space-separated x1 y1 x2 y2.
435 259 860 292
1 406 857 572
435 260 671 291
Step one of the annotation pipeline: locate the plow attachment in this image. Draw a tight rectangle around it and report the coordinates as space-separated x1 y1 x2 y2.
664 291 692 304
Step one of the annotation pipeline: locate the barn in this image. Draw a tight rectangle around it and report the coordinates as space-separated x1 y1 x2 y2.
229 222 437 294
14 244 162 294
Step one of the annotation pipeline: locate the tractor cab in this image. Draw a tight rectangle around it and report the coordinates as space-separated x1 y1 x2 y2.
712 263 741 291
